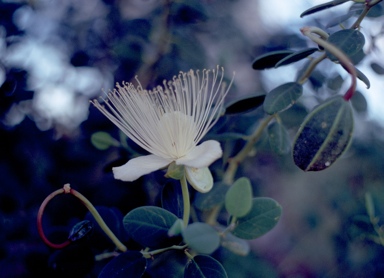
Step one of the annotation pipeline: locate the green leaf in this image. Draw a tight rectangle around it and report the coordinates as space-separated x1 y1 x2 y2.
292 96 353 171
268 122 291 155
225 177 253 218
91 131 119 150
123 206 178 248
225 94 265 114
326 29 365 62
327 74 344 92
99 251 146 278
168 219 185 237
263 82 303 114
182 223 220 254
194 182 229 211
232 198 282 240
355 67 370 89
350 90 368 113
300 0 350 17
371 62 384 75
252 50 294 70
275 48 318 67
185 255 228 278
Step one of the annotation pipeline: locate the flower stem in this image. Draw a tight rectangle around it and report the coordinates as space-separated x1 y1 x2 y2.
70 187 127 252
37 187 71 249
37 184 127 252
180 174 190 226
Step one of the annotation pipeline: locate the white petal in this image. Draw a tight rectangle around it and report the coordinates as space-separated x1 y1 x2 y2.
112 154 172 182
175 140 222 168
185 167 213 193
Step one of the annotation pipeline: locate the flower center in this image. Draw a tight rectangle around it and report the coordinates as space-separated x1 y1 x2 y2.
158 111 197 159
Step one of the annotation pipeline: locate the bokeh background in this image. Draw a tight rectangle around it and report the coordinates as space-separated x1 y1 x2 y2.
1 0 384 277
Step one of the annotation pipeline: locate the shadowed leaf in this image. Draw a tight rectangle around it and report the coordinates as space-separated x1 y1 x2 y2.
185 255 227 278
252 50 294 70
293 96 353 171
275 48 318 67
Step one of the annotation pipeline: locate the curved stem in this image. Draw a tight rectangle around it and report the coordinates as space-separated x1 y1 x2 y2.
301 26 356 101
37 184 127 252
70 187 127 252
180 175 190 226
37 187 71 249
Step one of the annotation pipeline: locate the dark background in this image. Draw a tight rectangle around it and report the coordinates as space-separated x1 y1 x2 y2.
1 0 384 277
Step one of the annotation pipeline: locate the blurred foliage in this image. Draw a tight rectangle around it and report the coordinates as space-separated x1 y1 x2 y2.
2 0 384 277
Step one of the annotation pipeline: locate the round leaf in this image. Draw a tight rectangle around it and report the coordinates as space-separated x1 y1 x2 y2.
263 82 303 114
99 251 146 278
232 197 282 240
123 206 178 248
292 96 353 171
252 50 294 70
184 255 228 278
326 29 365 62
182 223 220 254
268 122 291 155
225 177 253 217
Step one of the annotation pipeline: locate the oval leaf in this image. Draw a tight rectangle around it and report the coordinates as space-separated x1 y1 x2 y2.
326 29 365 62
292 96 353 171
232 197 282 240
225 95 265 114
371 62 384 75
68 220 94 242
91 131 119 150
300 0 350 17
225 177 253 217
182 223 220 254
263 82 303 114
252 50 294 70
123 206 178 248
268 122 291 155
99 251 146 278
275 48 318 67
185 255 227 278
350 90 367 113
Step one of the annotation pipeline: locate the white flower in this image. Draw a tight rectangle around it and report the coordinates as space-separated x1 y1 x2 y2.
91 67 233 192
